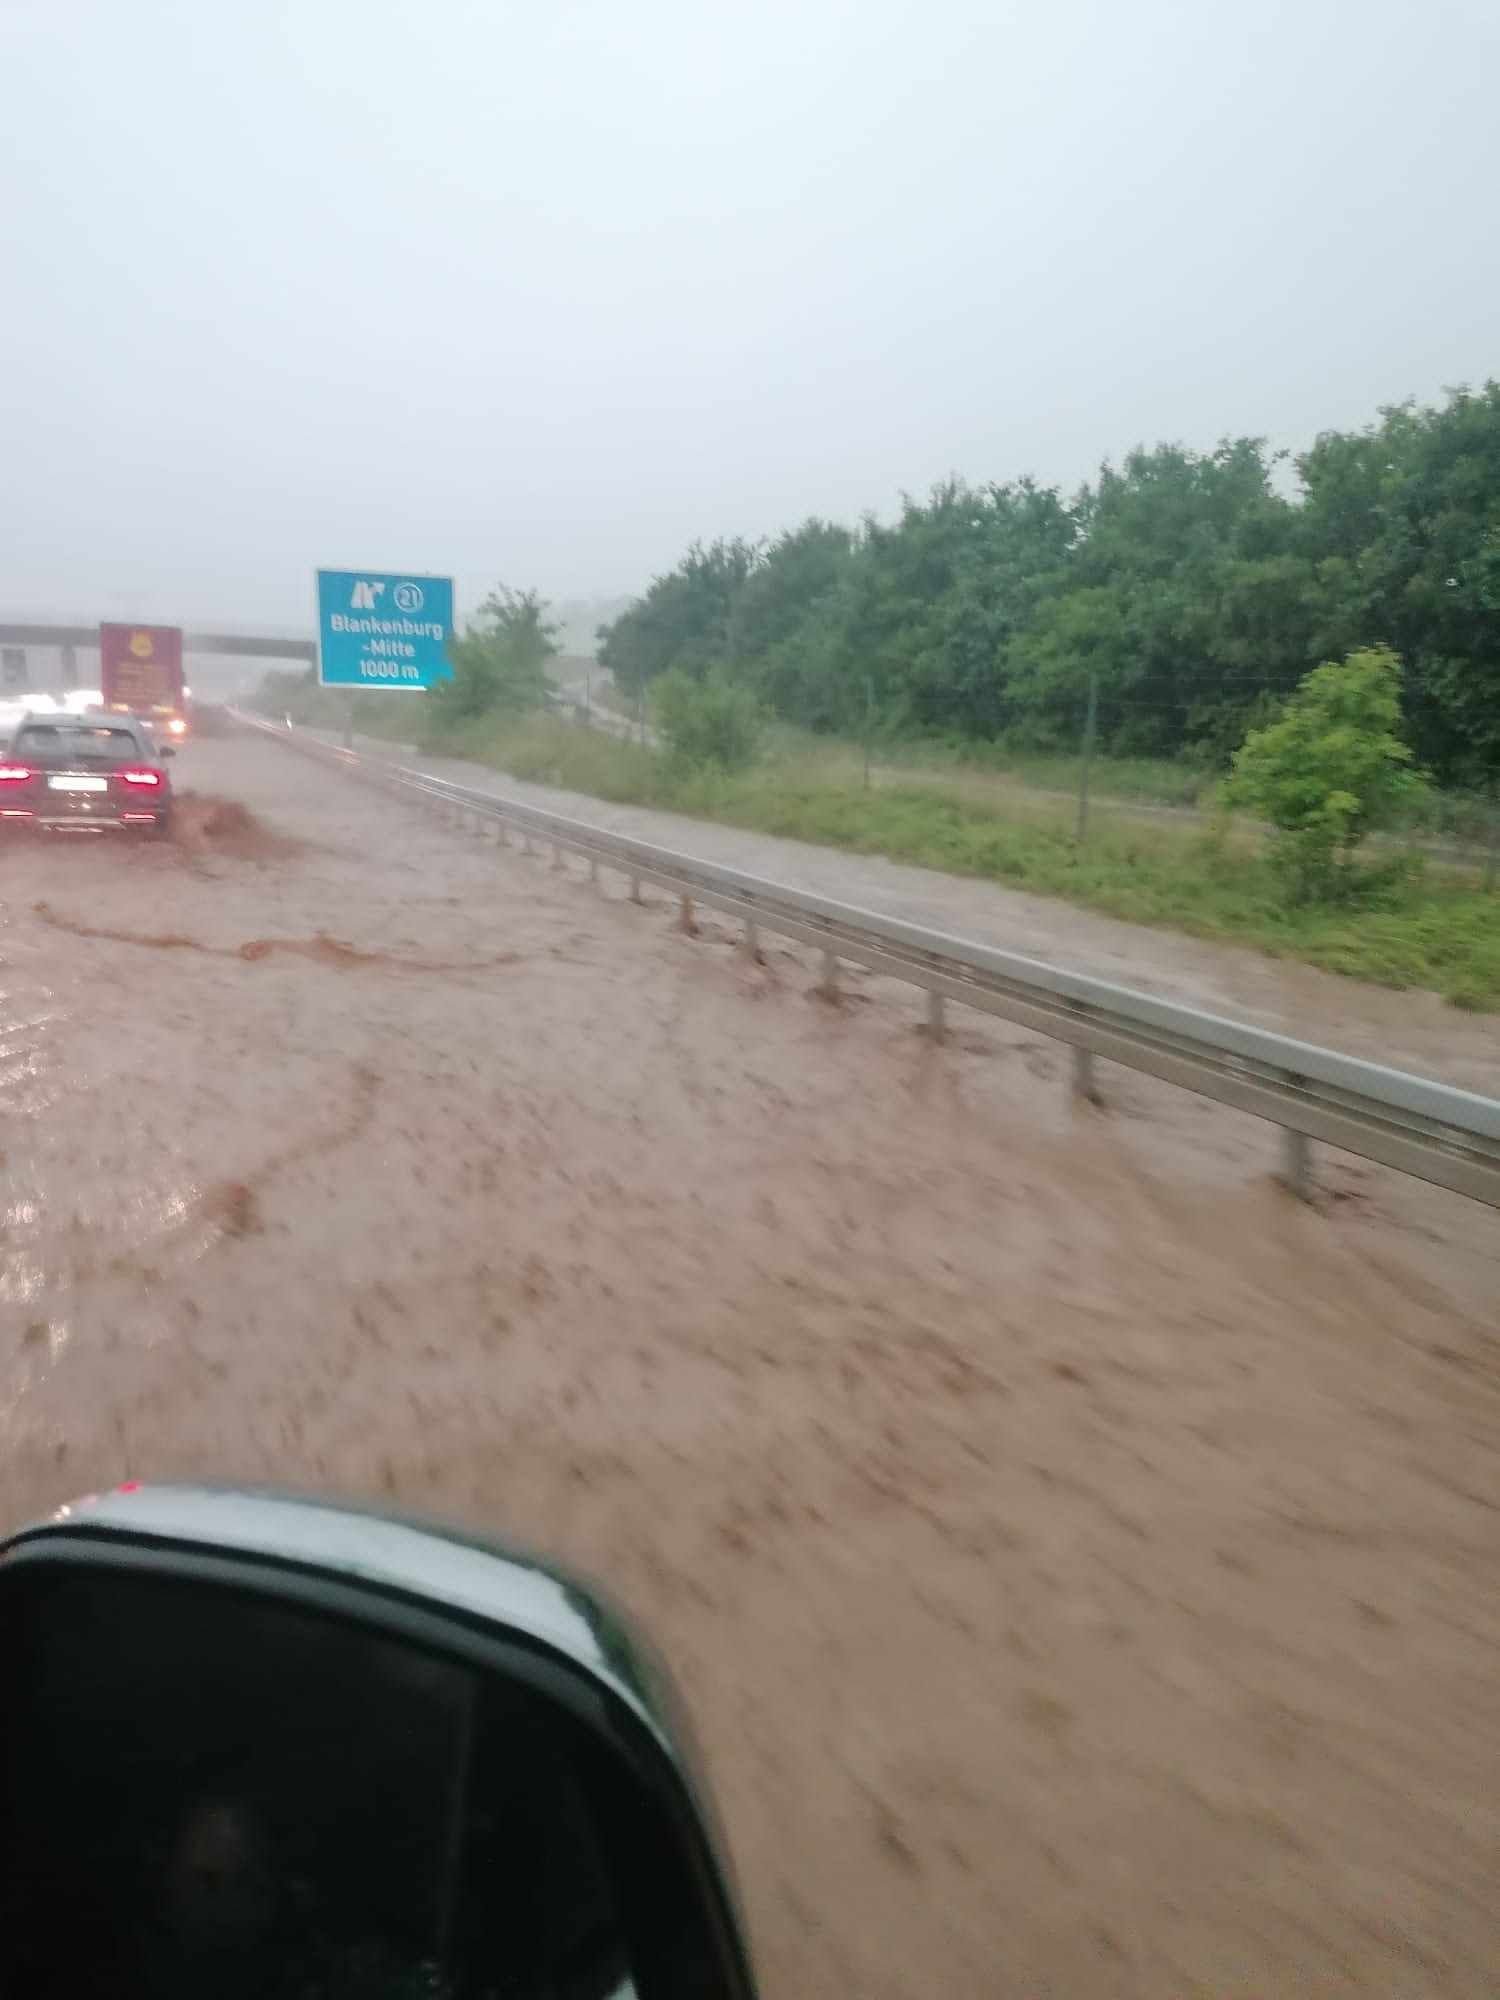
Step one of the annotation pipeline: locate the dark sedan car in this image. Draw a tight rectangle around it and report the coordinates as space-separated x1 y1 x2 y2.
0 713 173 834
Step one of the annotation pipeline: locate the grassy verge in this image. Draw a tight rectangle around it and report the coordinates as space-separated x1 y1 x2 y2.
256 684 1500 1010
865 734 1211 806
804 724 1500 847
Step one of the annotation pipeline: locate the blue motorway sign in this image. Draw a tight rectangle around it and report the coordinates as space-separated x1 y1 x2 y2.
316 569 454 689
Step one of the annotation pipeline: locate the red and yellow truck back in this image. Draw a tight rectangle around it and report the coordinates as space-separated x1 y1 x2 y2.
99 624 189 742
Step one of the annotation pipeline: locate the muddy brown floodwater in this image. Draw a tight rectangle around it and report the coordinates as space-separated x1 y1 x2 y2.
3 734 1499 1997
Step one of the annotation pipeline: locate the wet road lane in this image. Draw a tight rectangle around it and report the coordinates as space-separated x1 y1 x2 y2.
3 733 1499 1998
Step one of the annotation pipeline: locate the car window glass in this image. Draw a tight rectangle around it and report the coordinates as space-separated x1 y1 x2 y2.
15 725 138 758
0 1569 637 2000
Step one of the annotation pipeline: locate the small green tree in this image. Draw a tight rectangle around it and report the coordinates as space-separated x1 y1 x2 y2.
651 666 762 772
429 586 557 724
1225 646 1426 899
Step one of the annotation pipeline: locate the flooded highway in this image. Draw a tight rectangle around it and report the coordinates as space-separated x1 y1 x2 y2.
3 730 1499 1997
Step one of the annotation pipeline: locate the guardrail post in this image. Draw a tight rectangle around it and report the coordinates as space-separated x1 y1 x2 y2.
820 949 839 997
742 919 760 962
678 894 696 934
629 874 643 904
1072 1046 1099 1101
927 991 947 1041
1281 1127 1313 1200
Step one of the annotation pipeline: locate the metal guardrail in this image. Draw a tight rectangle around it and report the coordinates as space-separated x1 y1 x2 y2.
231 710 1500 1210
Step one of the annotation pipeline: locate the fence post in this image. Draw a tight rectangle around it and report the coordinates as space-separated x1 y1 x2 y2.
927 990 947 1041
1075 673 1098 843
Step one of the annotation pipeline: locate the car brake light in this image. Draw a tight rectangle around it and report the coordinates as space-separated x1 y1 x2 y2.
117 768 162 789
167 718 188 736
0 765 34 783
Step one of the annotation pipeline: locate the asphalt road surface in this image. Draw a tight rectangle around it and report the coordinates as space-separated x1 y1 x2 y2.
4 733 1499 1997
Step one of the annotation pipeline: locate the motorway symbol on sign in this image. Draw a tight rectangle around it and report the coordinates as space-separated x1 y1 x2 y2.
316 569 454 690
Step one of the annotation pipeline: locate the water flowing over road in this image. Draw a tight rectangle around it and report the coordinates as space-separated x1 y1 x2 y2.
3 732 1498 1997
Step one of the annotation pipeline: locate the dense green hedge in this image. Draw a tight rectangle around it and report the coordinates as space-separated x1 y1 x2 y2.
598 386 1500 789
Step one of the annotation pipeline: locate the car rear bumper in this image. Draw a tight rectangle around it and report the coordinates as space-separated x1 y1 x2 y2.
1 810 169 831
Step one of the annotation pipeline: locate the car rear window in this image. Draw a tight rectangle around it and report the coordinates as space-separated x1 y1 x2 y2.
14 724 143 760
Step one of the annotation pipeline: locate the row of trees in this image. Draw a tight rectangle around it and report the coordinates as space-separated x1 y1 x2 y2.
597 385 1500 787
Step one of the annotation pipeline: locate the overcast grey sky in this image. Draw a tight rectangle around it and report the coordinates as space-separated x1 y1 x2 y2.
2 0 1496 630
